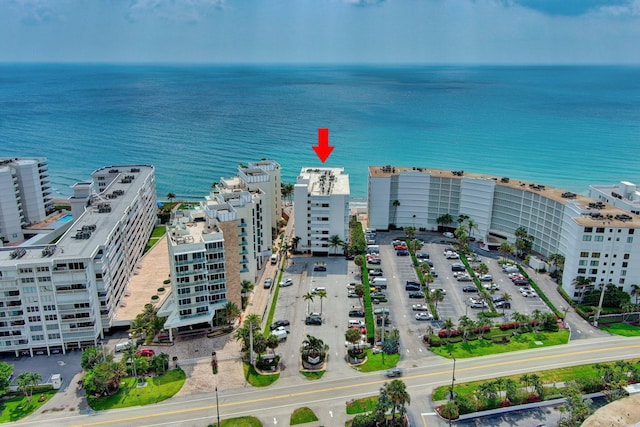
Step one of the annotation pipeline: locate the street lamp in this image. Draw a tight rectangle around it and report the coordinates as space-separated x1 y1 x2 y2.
448 353 456 426
212 351 220 427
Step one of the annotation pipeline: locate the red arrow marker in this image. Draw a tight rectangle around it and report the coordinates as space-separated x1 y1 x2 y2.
312 128 334 163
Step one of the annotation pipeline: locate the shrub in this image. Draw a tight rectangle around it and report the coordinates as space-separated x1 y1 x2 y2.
157 287 165 292
473 325 491 334
438 329 461 338
499 323 516 330
525 394 541 403
151 295 159 301
428 336 442 347
454 394 477 415
438 402 459 420
163 279 171 285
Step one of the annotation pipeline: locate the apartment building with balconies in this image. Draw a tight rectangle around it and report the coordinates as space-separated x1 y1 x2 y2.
0 164 156 356
368 166 640 301
294 167 350 255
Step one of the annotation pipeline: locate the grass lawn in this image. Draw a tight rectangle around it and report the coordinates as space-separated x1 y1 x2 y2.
87 368 185 411
243 363 279 387
600 322 640 336
213 416 262 426
290 407 319 424
356 350 401 373
300 370 325 380
0 390 57 423
432 358 640 400
346 396 378 414
150 226 166 238
431 330 570 358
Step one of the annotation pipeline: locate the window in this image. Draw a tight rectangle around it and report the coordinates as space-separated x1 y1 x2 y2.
48 333 61 340
629 229 635 235
594 236 603 242
578 268 587 274
621 270 627 276
579 260 587 266
590 268 598 274
29 325 43 332
596 227 605 233
584 227 593 232
582 235 592 241
623 262 628 268
590 260 599 266
628 237 634 243
624 254 630 259
592 252 601 258
580 252 589 257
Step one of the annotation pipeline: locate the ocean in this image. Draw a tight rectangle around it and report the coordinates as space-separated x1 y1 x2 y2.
1 64 639 204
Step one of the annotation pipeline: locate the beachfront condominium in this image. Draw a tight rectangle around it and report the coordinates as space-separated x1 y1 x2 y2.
294 167 350 255
159 160 280 335
368 166 640 301
589 181 640 216
0 157 55 244
0 165 156 356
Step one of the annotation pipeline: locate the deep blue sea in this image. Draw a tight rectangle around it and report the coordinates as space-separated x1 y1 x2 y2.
1 64 639 203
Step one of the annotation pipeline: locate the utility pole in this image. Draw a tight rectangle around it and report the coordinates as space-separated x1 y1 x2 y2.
249 323 254 367
212 351 220 427
448 353 456 426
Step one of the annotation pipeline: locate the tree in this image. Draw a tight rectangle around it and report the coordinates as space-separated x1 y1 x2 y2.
475 262 489 276
241 280 254 297
423 273 435 290
234 314 262 350
130 303 166 344
436 213 454 232
219 301 241 326
403 226 416 241
328 234 345 255
458 315 474 342
301 335 328 362
532 309 544 332
548 253 565 271
81 346 112 371
466 218 478 239
430 289 445 311
572 276 593 302
354 255 365 269
514 226 534 259
558 386 593 427
391 200 400 227
498 242 515 262
266 334 280 354
500 292 512 315
345 328 363 349
476 317 491 340
0 362 13 398
166 192 176 203
512 312 530 333
252 334 268 358
303 292 315 315
442 318 455 342
154 352 170 374
291 236 301 253
316 290 327 314
16 371 42 403
384 379 411 424
632 284 640 306
355 284 365 309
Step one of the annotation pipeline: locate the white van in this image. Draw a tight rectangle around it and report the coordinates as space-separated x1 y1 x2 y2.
271 329 288 341
348 319 365 328
311 287 326 295
371 277 388 288
270 254 278 265
115 342 131 353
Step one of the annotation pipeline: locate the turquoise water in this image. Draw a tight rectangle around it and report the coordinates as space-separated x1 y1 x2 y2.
1 65 638 201
55 214 74 224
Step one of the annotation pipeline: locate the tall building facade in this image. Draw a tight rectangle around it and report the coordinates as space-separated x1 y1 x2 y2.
294 167 350 255
0 165 156 356
368 166 640 301
159 160 280 335
0 158 54 244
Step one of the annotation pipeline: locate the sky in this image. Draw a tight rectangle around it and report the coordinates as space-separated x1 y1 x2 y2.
1 0 639 64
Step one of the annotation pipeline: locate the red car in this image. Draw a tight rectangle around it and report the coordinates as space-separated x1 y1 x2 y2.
136 348 155 357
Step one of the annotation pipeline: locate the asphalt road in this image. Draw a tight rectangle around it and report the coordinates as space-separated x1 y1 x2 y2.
13 335 640 427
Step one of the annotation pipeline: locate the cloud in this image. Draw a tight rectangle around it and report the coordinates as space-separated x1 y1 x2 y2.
9 0 65 25
504 0 633 16
125 0 224 23
344 0 386 7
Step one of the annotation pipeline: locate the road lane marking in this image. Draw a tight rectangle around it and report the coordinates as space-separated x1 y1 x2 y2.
71 342 640 427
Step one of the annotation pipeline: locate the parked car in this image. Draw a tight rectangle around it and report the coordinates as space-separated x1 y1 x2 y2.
462 286 478 293
415 312 434 321
263 278 273 289
349 309 365 317
479 274 493 282
416 252 430 259
408 291 426 299
279 278 293 287
376 316 392 326
430 288 447 295
451 263 466 272
513 279 530 286
305 315 323 325
522 290 538 298
368 257 381 265
445 252 459 259
385 367 403 378
412 303 429 311
503 266 520 273
443 232 455 238
406 280 420 286
374 308 391 316
270 320 290 330
311 287 327 295
483 283 500 291
347 291 359 298
313 264 327 272
136 348 155 357
457 274 473 282
493 296 506 303
369 268 384 277
371 292 387 299
396 250 410 256
519 286 534 293
495 301 511 309
468 299 488 309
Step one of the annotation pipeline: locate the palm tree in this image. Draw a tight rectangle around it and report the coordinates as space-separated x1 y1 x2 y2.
572 276 593 302
16 371 42 403
354 254 365 269
266 334 280 354
458 315 474 342
291 236 301 253
442 317 455 342
345 328 362 349
431 289 445 311
316 290 327 314
252 334 268 359
548 253 565 272
476 317 491 340
404 226 416 240
355 284 365 309
166 192 176 203
391 200 401 227
631 284 640 306
500 291 512 315
466 218 478 239
532 309 543 332
328 234 345 255
476 293 489 313
514 226 534 259
423 272 435 290
498 242 515 262
219 301 241 325
156 352 170 374
241 280 254 297
476 262 489 276
303 292 315 315
384 379 411 423
436 213 454 232
424 324 434 345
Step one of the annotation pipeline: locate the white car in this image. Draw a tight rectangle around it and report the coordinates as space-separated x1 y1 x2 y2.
522 290 538 298
468 298 488 308
482 283 500 291
415 312 434 321
430 288 447 295
279 278 293 287
443 232 455 238
412 303 429 311
519 286 534 293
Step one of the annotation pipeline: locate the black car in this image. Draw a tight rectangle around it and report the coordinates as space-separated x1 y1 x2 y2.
305 316 323 325
492 296 505 303
396 250 410 256
406 280 420 286
495 301 511 309
376 317 392 326
349 309 365 317
270 320 290 330
415 252 429 259
405 284 421 291
451 264 466 272
408 291 426 299
313 265 327 272
385 367 403 378
462 286 478 293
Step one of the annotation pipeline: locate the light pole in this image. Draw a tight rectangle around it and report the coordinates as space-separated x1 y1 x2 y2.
449 353 456 426
212 351 220 427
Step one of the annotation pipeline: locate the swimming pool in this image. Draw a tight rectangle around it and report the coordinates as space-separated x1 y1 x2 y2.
55 214 74 224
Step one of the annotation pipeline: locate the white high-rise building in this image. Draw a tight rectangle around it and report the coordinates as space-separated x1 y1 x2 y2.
0 165 156 356
368 166 640 301
294 167 350 255
0 157 54 244
589 181 640 216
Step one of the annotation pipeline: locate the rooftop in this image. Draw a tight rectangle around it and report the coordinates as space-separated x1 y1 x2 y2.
299 167 350 196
